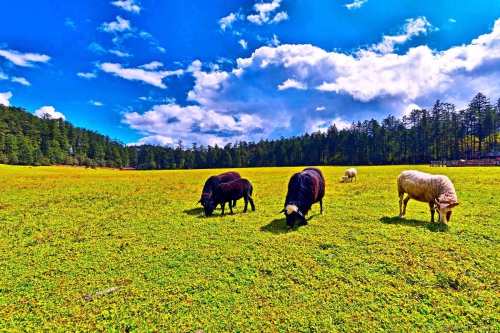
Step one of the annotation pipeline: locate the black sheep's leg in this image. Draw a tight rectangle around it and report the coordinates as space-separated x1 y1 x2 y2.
221 202 225 215
229 201 234 214
233 199 237 207
298 215 307 227
319 199 323 214
243 196 248 212
249 196 255 211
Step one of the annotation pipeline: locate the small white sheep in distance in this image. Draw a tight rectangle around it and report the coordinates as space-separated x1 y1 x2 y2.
342 168 357 183
397 170 460 225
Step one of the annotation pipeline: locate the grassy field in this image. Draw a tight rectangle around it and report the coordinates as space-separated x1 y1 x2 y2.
0 164 499 332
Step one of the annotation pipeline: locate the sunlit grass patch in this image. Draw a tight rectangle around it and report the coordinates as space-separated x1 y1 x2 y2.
1 164 499 332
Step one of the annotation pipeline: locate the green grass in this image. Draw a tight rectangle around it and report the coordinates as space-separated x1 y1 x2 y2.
0 164 499 332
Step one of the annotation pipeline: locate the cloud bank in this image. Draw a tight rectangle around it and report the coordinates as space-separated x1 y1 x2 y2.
34 106 66 120
123 17 500 146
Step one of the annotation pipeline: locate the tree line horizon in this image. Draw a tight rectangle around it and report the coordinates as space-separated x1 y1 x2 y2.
1 92 499 170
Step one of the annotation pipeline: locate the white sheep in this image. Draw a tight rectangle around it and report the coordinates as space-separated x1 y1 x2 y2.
397 170 460 225
342 168 357 183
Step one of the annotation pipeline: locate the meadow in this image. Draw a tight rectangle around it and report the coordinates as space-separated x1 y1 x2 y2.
0 164 499 332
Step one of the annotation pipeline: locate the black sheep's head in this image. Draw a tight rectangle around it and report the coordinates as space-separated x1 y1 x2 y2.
204 201 216 217
281 204 305 229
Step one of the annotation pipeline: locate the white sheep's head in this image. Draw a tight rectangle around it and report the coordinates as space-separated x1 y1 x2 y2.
433 199 460 225
342 176 348 183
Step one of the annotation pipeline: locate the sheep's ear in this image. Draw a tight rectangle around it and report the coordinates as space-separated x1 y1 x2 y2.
296 210 304 217
448 202 460 208
435 198 440 205
279 208 286 214
197 199 201 204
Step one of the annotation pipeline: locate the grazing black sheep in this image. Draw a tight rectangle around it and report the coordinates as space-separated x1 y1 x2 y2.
198 171 241 207
281 167 325 228
204 178 255 216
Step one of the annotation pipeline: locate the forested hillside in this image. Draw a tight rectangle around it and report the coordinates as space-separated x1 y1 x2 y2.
1 92 499 169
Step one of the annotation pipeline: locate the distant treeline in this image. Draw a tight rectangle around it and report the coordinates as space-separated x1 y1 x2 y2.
1 92 499 169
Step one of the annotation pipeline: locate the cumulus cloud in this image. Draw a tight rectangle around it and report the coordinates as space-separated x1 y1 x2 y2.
127 135 174 146
77 72 97 79
239 39 248 49
258 34 280 47
110 50 132 57
99 62 183 88
34 106 65 120
88 42 107 54
247 0 288 25
370 17 437 54
0 92 12 106
101 16 131 33
219 11 244 31
139 61 163 70
65 18 77 29
123 102 265 147
278 78 307 90
122 17 500 146
111 0 141 13
0 49 50 67
345 0 368 10
12 77 30 86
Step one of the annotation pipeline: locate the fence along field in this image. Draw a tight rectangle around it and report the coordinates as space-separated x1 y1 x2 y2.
0 164 499 332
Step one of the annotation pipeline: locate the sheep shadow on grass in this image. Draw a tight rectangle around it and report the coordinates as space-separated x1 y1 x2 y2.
380 216 449 232
183 207 205 216
261 215 316 234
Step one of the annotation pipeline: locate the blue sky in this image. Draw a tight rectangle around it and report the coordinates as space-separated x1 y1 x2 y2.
2 0 500 147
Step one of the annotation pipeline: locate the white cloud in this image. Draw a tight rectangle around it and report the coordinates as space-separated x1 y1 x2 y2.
345 0 368 10
123 102 265 147
0 49 50 67
88 42 107 54
247 0 288 25
0 92 12 106
219 12 244 31
371 17 437 54
271 12 288 23
12 77 30 86
77 72 97 79
157 47 166 53
111 0 141 13
278 78 307 90
0 72 8 80
99 63 183 88
139 61 163 70
127 135 174 146
449 18 457 23
34 106 65 120
101 16 131 33
258 34 281 47
239 39 248 49
65 18 77 29
90 100 103 106
110 50 132 57
123 18 500 146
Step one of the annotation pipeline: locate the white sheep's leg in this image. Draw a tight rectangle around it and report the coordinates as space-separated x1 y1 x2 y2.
429 201 436 223
399 192 405 217
402 195 411 217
